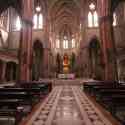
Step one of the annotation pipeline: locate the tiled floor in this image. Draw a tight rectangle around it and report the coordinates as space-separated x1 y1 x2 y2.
24 84 119 125
52 86 83 125
0 80 121 125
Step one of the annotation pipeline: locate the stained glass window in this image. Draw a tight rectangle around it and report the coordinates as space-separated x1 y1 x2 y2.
16 16 21 30
56 39 60 48
33 13 43 29
88 3 98 27
113 13 117 26
72 39 75 48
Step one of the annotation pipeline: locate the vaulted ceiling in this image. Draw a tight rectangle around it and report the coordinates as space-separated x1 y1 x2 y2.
49 0 81 38
0 0 124 37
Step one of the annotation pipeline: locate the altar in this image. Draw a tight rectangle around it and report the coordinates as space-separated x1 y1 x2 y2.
58 74 75 79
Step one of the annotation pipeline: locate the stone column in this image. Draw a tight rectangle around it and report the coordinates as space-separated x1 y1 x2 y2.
19 0 33 81
97 0 118 80
43 13 50 78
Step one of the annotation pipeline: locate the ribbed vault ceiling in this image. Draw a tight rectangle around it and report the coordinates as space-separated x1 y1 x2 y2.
0 0 124 37
49 0 81 38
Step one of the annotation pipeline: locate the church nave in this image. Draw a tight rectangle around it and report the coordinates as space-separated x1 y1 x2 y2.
0 0 125 124
21 83 120 125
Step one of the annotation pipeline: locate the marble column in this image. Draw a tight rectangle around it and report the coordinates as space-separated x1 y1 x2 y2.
19 0 33 81
97 0 118 80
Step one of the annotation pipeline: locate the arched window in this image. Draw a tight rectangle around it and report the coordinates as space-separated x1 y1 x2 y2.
33 5 43 29
63 39 68 49
38 13 43 29
65 40 68 49
33 14 37 29
72 39 75 48
113 13 117 26
63 40 66 49
93 11 98 27
88 12 93 27
88 3 98 27
16 16 21 30
33 13 43 29
56 39 60 48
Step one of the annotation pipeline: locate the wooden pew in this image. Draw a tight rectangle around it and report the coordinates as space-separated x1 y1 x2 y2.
0 91 34 125
83 80 116 95
0 87 41 101
0 81 52 124
0 85 50 125
98 90 125 119
83 80 125 122
92 84 125 96
18 81 52 94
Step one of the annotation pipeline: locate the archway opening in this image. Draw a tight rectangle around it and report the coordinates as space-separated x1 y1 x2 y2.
32 40 43 80
89 38 103 80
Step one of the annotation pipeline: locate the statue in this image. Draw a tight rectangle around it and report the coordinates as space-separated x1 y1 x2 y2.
63 54 70 73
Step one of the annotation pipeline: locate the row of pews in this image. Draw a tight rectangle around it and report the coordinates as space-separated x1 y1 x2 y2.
0 81 52 125
83 80 125 123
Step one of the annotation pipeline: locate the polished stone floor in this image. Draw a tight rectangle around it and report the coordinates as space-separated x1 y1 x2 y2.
0 79 121 125
25 85 117 125
52 86 83 125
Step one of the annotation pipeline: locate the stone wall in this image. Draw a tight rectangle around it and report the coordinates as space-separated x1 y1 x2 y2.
113 2 125 80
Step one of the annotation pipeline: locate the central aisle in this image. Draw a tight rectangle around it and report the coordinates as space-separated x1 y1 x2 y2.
24 85 117 125
52 86 83 125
